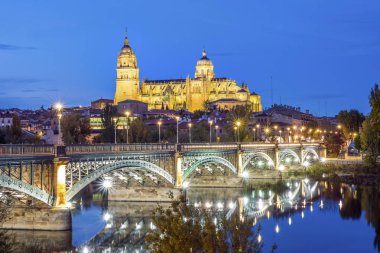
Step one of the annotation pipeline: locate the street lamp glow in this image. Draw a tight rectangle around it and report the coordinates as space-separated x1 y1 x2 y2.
242 171 249 178
188 123 192 143
157 121 162 143
103 180 112 189
103 212 111 221
54 102 63 111
278 164 285 171
183 181 190 189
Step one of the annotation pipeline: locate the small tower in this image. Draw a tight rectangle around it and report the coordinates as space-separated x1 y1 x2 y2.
195 50 215 80
114 34 140 104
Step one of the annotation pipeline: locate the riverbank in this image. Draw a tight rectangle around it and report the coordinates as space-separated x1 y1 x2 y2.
287 162 380 185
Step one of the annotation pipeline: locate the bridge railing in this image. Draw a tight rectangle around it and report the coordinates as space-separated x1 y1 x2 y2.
0 144 55 156
66 143 176 154
180 143 239 151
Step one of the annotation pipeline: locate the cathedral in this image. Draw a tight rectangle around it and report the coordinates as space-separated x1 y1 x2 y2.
114 35 262 112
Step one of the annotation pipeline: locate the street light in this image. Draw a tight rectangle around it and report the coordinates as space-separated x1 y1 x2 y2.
157 121 162 143
256 124 260 142
234 126 237 142
188 123 192 143
209 120 213 143
253 128 256 142
279 130 282 143
125 111 130 144
113 117 117 144
236 121 241 143
176 116 180 144
215 125 219 142
54 102 63 145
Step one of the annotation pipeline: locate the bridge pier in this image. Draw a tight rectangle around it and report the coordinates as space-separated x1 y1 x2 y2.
274 145 280 170
53 158 69 207
175 152 183 188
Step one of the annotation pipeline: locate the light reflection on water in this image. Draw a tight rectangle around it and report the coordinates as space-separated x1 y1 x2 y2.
4 179 380 253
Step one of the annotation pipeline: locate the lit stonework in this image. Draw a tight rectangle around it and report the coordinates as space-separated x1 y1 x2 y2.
114 34 262 112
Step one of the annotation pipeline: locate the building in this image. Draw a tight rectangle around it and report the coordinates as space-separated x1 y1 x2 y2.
114 34 262 112
116 99 148 115
91 98 114 110
0 112 13 128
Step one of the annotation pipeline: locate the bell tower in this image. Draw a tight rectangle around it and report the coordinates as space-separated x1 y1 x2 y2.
114 34 140 104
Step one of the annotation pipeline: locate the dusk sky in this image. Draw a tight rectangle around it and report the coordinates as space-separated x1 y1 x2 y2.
1 0 379 116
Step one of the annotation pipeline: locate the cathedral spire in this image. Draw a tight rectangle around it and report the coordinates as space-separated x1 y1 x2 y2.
202 49 207 58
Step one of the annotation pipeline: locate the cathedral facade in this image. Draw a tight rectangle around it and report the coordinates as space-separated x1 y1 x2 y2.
114 35 262 112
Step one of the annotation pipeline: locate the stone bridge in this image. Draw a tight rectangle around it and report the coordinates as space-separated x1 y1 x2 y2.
0 142 325 208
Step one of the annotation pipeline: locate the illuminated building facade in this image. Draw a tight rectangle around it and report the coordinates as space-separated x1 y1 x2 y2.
114 35 262 112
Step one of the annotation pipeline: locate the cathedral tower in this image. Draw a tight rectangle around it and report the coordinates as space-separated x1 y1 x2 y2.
114 34 139 104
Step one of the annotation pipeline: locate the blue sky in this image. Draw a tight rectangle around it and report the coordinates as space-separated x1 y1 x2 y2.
0 0 379 116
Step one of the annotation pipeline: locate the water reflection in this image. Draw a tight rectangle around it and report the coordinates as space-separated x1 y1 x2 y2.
2 179 380 252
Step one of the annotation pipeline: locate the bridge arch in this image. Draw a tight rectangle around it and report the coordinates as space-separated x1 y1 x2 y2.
242 152 275 170
0 174 53 206
66 160 174 201
279 149 301 163
182 156 237 181
302 148 319 162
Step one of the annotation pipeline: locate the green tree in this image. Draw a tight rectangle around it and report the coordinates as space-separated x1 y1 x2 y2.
145 194 274 253
337 109 365 139
361 84 380 167
128 118 152 143
98 104 118 143
61 114 91 144
11 114 22 143
224 105 253 142
192 121 209 142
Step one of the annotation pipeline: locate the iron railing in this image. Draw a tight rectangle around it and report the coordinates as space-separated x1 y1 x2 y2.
0 144 55 156
65 143 176 154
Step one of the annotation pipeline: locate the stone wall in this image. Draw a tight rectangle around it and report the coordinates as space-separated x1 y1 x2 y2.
0 207 71 231
108 186 182 202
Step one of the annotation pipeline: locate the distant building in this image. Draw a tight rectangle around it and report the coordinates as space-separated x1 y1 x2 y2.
91 98 114 110
0 112 13 128
117 99 148 114
113 34 262 112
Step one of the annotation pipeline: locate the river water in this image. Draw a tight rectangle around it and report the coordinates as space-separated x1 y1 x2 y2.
3 179 380 253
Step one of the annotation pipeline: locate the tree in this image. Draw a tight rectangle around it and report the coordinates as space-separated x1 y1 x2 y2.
224 105 253 142
145 194 274 253
337 109 365 139
128 118 152 143
61 114 91 144
11 114 22 142
192 121 209 142
98 104 118 143
361 84 380 167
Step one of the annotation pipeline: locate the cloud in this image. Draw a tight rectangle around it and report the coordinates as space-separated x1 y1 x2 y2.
0 78 41 85
0 43 37 51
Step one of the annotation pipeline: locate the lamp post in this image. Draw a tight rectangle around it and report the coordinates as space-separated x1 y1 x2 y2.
188 123 192 143
279 130 282 143
157 121 162 143
215 125 219 142
176 116 180 144
236 121 241 143
234 126 237 142
125 111 130 144
209 120 213 143
113 118 117 144
256 124 260 142
54 103 63 145
253 128 256 142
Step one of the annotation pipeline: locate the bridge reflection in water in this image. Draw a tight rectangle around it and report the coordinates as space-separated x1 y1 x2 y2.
70 179 321 253
5 178 380 253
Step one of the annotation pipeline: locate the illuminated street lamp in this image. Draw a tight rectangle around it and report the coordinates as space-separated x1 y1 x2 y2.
125 111 130 144
113 118 118 144
234 126 237 142
209 120 213 143
253 128 256 142
176 116 180 144
188 123 192 143
157 121 162 143
279 130 282 143
54 102 63 145
215 125 219 142
236 121 241 143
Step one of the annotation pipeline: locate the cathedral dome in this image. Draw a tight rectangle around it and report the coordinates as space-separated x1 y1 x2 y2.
195 50 214 79
196 50 213 66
